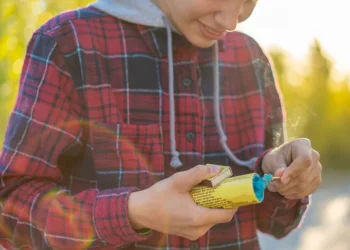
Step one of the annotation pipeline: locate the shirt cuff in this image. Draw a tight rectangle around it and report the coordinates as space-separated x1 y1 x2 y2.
93 187 152 246
254 148 273 175
263 189 309 209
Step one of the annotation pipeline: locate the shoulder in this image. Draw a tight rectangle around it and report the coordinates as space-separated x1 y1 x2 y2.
33 7 108 37
223 31 271 65
221 31 277 88
30 7 124 55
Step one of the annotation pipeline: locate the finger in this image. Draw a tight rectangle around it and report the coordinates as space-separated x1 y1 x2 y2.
282 154 312 183
174 165 222 191
274 167 286 178
284 177 320 200
274 167 289 184
273 177 300 193
267 183 277 192
275 155 321 196
277 162 318 195
196 206 238 225
273 157 317 193
291 138 312 159
283 164 322 199
277 185 302 196
276 164 314 191
181 224 215 241
277 152 319 191
311 149 320 164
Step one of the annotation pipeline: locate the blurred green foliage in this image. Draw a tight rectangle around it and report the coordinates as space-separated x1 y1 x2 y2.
1 1 349 169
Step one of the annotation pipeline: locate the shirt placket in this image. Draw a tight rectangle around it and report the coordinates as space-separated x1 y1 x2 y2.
169 48 210 248
175 48 203 169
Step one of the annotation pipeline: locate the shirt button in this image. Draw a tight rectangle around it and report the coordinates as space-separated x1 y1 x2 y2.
190 242 200 250
182 77 193 87
186 132 196 142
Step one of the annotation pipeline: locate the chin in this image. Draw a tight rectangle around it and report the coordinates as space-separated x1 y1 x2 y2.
179 26 218 48
186 35 217 48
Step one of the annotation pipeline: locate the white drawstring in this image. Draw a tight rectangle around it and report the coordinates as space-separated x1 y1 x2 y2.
212 42 257 170
163 16 183 168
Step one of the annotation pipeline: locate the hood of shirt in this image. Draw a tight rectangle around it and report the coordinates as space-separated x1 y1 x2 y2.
89 0 179 32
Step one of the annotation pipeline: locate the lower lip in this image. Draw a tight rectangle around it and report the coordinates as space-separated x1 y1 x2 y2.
199 22 225 40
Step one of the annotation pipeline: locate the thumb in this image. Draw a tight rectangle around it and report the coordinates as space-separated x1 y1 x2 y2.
267 164 288 192
274 164 290 184
176 165 222 191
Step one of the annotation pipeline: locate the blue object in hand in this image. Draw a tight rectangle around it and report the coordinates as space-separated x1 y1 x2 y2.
253 174 273 202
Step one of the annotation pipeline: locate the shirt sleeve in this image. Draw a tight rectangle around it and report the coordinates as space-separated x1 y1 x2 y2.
0 33 151 250
253 54 310 239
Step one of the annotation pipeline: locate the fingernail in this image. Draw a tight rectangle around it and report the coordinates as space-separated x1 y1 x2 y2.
210 165 222 174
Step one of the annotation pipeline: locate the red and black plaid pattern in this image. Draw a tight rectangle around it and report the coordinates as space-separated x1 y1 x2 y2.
0 7 309 250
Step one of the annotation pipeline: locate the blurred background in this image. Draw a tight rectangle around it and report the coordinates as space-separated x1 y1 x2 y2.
0 1 349 249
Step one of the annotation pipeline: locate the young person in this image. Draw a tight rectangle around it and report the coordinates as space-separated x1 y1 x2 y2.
0 0 322 249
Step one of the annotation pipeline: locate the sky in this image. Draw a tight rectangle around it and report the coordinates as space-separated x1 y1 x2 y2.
238 0 350 75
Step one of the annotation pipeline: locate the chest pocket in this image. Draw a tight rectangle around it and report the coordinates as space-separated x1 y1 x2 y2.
90 122 164 190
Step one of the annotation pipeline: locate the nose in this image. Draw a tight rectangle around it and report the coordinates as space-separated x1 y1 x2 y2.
214 5 242 31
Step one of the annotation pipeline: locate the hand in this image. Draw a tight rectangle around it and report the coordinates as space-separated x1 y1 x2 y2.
128 165 238 240
262 138 322 200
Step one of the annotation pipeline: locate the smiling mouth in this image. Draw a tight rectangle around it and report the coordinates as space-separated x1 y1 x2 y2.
205 24 225 35
198 22 226 40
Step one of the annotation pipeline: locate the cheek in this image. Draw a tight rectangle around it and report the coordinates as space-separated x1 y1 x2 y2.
178 20 200 40
175 0 213 22
168 4 195 30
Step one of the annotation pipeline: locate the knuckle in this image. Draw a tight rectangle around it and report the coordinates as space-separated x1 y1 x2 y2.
190 229 206 240
223 214 233 223
300 138 311 146
231 207 239 215
203 164 211 174
223 210 236 223
314 168 322 178
293 138 311 147
187 235 198 241
198 228 208 238
312 150 320 161
287 171 297 179
196 164 208 174
301 155 312 167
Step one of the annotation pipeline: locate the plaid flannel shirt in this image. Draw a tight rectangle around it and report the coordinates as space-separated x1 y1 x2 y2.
0 7 309 250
